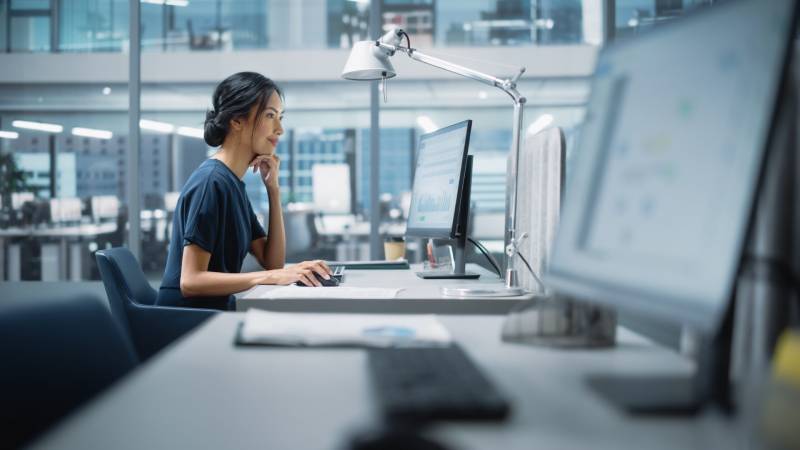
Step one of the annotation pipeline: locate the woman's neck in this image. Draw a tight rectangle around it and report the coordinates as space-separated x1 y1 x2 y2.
211 142 251 179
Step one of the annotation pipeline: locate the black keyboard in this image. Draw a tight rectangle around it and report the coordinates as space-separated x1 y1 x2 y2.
367 344 510 422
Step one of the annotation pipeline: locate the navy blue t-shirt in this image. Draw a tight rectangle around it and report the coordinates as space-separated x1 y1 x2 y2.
157 159 266 310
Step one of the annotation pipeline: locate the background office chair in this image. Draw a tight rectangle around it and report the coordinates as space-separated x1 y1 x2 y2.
96 247 218 361
284 207 329 262
0 293 138 449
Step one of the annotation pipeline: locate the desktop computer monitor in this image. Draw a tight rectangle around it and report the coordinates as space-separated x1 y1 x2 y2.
406 120 478 279
545 0 798 411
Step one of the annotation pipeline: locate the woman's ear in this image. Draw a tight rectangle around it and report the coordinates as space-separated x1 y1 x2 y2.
229 116 243 132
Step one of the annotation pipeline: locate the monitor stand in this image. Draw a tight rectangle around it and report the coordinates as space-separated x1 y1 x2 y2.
586 308 733 414
416 155 480 280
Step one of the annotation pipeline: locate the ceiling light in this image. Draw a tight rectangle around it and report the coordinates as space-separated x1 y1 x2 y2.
139 119 175 133
177 126 204 139
72 127 113 140
12 120 63 133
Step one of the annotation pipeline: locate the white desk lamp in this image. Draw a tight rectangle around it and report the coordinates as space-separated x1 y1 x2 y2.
342 28 531 296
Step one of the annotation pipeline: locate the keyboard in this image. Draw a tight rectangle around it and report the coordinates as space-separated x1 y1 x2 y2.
367 344 510 422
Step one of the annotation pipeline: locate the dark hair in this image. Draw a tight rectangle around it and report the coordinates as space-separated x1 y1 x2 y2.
203 72 283 147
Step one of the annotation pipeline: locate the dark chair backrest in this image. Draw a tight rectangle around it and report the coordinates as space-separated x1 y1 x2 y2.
0 293 137 449
97 247 158 306
96 247 218 361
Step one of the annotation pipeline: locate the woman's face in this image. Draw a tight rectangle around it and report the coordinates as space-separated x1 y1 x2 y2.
247 92 284 157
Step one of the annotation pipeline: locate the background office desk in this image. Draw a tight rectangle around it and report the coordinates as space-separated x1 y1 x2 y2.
235 263 534 314
31 314 738 450
0 222 117 281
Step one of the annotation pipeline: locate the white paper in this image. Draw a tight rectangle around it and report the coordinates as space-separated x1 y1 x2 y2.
239 309 452 347
242 285 402 300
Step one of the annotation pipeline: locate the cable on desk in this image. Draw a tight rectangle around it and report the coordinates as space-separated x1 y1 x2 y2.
515 251 546 293
467 237 502 278
398 30 411 49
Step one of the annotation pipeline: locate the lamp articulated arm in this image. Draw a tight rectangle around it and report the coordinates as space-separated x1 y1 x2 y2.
376 34 529 290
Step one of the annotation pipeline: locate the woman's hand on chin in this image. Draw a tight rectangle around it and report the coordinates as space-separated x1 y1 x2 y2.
250 154 281 190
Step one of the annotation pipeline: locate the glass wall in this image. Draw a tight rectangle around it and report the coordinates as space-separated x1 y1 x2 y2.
0 86 129 281
1 0 606 53
0 0 608 281
615 0 713 38
58 0 127 52
7 0 51 52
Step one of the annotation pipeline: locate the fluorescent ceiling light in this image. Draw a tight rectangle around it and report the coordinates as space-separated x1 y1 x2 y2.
72 127 113 140
140 119 175 133
12 120 63 133
177 126 204 139
416 116 439 134
0 131 19 139
527 114 554 136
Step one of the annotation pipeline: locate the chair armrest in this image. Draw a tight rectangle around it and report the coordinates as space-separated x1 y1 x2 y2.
125 304 218 360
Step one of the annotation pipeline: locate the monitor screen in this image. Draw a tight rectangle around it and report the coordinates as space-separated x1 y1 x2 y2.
406 120 471 238
546 0 796 332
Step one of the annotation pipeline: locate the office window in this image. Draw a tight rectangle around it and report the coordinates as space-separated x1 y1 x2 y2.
436 0 596 47
0 107 130 281
0 0 7 51
9 14 49 52
58 0 127 52
327 0 371 49
615 0 714 37
358 128 413 215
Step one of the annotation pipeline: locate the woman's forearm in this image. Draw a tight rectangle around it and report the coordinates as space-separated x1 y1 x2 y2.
180 270 261 298
263 186 286 269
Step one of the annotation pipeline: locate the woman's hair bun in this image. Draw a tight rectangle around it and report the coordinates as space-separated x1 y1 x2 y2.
203 109 226 147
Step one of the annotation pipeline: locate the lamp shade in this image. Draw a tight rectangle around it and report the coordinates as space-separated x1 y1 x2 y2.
341 41 397 81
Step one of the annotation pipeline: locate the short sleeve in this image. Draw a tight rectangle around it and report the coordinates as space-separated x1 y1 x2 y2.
182 180 222 253
249 202 266 241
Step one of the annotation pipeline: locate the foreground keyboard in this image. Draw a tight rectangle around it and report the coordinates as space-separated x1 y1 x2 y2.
367 345 510 422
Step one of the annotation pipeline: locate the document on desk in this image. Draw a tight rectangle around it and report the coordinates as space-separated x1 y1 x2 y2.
237 309 452 347
242 285 402 300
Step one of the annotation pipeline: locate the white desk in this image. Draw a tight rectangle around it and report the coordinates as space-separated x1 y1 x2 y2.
0 222 118 281
235 263 534 314
30 314 740 450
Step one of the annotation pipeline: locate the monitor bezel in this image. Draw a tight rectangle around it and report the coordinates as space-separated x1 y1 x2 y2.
405 119 472 239
544 0 799 333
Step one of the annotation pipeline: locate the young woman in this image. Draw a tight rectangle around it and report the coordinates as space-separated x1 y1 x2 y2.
157 72 332 310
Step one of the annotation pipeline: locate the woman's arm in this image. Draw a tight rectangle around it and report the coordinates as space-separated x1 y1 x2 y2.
180 244 264 297
180 244 323 296
259 185 285 269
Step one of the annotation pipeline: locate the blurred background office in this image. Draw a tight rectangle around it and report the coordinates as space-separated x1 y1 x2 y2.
0 0 713 282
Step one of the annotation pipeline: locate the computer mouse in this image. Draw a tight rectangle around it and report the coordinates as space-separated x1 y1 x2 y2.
295 272 339 287
348 427 451 450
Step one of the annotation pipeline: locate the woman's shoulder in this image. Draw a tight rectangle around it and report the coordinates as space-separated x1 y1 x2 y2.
181 163 231 198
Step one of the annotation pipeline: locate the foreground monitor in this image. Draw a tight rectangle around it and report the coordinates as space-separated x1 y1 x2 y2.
545 0 798 410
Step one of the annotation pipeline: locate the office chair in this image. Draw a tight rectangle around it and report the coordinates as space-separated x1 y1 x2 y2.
284 208 319 262
0 293 138 449
96 247 218 361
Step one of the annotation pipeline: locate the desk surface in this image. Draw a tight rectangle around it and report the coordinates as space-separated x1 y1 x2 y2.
31 314 738 450
235 263 533 315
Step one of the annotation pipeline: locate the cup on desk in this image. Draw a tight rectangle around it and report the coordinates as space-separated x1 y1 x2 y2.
383 236 406 261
